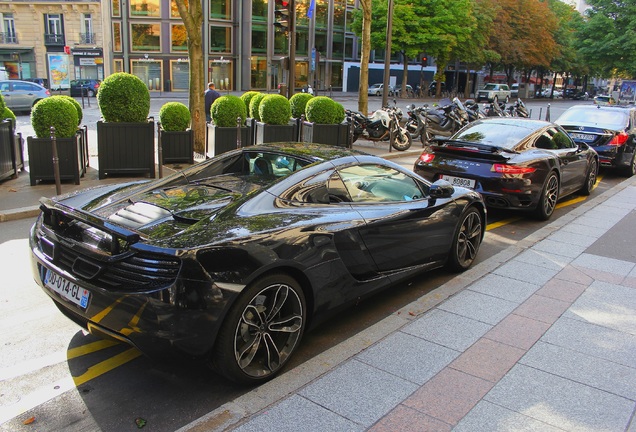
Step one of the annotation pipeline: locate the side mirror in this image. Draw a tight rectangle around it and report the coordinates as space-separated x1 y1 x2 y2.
429 179 454 199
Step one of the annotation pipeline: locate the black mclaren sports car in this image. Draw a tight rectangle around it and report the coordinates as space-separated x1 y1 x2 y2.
414 118 599 220
30 143 485 384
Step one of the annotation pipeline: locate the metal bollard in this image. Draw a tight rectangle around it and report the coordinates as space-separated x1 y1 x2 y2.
545 104 551 122
50 126 62 195
236 117 242 149
157 122 163 178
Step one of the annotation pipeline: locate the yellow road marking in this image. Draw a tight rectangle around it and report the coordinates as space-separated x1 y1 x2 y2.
67 339 120 359
90 297 125 323
72 348 142 386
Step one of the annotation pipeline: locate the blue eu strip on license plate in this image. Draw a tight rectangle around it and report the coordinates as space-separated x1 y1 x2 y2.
44 269 90 309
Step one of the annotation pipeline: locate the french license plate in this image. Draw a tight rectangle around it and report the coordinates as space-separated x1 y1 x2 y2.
570 133 595 141
44 269 90 310
441 175 476 189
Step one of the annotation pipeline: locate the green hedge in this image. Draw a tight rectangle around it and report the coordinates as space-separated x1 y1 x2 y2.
1 107 15 123
97 72 150 122
259 94 291 125
0 92 6 113
240 91 260 116
211 95 247 127
159 102 190 131
249 93 267 121
289 93 314 119
31 96 79 139
305 97 345 124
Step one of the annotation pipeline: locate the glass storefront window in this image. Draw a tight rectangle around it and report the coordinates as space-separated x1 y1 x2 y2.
114 59 123 73
315 0 328 29
210 0 231 20
274 30 287 55
334 2 345 31
113 22 122 52
315 30 327 54
252 25 266 54
345 9 355 32
171 24 187 52
132 59 162 90
112 0 121 17
295 61 309 89
332 32 344 60
296 29 308 56
345 36 354 60
130 23 161 51
251 57 267 89
130 0 160 17
331 63 343 88
170 60 189 90
209 59 233 90
210 25 231 53
252 0 267 23
170 0 187 18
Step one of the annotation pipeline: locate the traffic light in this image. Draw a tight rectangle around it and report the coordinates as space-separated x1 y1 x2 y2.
274 0 290 32
421 56 428 67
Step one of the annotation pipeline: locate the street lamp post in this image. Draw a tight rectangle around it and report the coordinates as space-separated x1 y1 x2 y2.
382 0 393 108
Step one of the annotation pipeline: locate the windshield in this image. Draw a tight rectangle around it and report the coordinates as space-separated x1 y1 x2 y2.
556 108 628 129
453 121 538 149
483 84 497 90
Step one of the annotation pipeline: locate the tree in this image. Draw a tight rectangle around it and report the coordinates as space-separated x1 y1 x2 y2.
173 0 205 154
358 0 372 114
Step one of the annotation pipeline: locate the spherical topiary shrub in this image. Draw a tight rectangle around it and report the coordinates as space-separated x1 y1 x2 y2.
211 95 247 128
289 93 314 119
240 91 260 116
0 92 6 113
1 107 15 123
58 95 82 125
249 93 267 121
259 94 291 125
31 96 79 139
305 96 345 124
159 102 190 131
97 72 150 122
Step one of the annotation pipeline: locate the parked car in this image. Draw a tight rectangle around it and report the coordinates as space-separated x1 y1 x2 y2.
30 142 485 384
476 83 511 103
367 83 394 96
593 95 616 106
556 104 636 176
23 77 49 89
70 79 101 97
511 83 519 98
0 79 50 112
428 81 446 96
414 118 599 220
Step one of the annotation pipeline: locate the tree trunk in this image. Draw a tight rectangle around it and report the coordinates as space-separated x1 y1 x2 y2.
402 51 408 97
358 0 372 114
175 0 205 154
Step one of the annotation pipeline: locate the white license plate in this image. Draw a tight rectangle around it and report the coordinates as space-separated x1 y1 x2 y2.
441 175 476 189
570 133 595 141
44 269 90 310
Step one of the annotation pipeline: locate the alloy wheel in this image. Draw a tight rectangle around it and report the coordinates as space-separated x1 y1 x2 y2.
541 174 559 218
456 210 482 268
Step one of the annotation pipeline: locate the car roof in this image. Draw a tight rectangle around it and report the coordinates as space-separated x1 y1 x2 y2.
0 79 46 89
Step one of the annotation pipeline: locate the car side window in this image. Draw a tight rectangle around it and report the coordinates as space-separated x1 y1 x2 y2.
337 164 424 203
0 83 9 92
549 128 576 149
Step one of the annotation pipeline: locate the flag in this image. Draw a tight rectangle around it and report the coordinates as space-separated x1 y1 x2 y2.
307 0 315 18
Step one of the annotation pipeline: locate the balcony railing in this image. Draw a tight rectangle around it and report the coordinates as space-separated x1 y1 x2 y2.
79 33 95 44
0 33 18 44
44 33 65 46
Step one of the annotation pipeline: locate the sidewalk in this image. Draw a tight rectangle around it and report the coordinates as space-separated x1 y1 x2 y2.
179 176 636 432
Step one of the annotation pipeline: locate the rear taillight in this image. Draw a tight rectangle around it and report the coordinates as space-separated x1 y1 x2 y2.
45 90 51 95
609 132 629 146
419 153 435 163
492 164 536 174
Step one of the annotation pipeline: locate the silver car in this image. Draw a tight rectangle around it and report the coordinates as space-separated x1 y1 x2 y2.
0 79 51 112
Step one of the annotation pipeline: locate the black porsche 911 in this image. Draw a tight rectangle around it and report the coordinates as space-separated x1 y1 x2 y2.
414 118 599 220
30 143 485 384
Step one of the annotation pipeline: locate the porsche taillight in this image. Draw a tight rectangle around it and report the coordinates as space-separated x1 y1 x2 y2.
609 132 629 146
492 164 536 174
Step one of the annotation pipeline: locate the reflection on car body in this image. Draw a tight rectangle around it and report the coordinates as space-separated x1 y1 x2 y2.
30 142 486 384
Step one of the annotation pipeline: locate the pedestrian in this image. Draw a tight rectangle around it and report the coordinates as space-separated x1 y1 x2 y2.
205 82 221 122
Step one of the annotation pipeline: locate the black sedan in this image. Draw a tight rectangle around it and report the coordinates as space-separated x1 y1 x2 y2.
555 104 636 176
30 143 485 384
414 118 598 220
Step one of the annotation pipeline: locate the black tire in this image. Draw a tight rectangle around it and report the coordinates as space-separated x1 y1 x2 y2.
446 206 483 272
211 273 306 385
622 153 636 177
88 89 96 97
534 172 559 220
391 127 413 151
579 158 598 195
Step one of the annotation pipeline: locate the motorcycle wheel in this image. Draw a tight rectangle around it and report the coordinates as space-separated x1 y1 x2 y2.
392 127 412 151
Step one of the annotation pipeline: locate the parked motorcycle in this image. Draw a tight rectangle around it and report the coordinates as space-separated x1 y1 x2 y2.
464 99 487 122
347 103 412 151
422 98 467 138
506 99 529 117
404 104 430 144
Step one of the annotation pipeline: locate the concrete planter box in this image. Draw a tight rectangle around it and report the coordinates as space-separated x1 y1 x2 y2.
0 120 21 181
97 119 155 179
27 132 84 186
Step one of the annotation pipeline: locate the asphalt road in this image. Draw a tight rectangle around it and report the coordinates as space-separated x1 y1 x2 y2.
1 95 611 431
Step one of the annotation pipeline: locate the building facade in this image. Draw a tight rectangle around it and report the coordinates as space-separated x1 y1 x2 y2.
0 0 104 88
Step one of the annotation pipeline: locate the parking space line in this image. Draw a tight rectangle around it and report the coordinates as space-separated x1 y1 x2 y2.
72 348 141 386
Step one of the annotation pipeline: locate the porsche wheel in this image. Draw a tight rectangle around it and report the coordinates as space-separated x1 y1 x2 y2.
579 159 597 196
447 207 483 272
211 274 306 384
534 172 559 220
